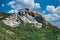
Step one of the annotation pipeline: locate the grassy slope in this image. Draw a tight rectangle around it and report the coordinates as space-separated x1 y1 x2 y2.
0 22 60 40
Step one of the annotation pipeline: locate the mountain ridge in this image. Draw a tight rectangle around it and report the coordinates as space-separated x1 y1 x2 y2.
1 8 49 27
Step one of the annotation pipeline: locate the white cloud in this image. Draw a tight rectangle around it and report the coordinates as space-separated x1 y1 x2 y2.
34 3 41 8
55 6 60 14
46 5 56 13
8 10 18 13
44 13 60 28
46 5 60 20
45 5 60 27
44 14 60 21
7 0 40 10
8 1 15 5
2 4 5 7
46 5 60 14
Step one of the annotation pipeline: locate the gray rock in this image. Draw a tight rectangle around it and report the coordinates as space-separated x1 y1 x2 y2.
2 8 49 27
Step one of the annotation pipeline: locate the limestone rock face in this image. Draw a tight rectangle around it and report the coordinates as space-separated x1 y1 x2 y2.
18 8 49 25
2 13 21 27
2 8 49 27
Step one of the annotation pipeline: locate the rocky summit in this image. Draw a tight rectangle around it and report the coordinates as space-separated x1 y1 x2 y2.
2 8 49 27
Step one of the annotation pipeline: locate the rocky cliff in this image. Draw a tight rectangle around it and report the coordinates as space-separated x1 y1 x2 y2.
1 8 49 27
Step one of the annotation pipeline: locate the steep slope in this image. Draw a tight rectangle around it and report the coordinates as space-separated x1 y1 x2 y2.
18 8 48 25
2 8 49 27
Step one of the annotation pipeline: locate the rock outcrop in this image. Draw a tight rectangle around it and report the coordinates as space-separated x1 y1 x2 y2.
2 8 49 27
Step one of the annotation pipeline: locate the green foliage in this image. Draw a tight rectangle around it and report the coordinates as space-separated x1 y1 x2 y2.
0 22 60 40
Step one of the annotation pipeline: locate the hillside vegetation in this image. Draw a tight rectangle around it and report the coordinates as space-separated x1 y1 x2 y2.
0 21 60 40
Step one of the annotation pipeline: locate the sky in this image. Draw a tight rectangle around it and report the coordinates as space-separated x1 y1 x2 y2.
0 0 60 28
